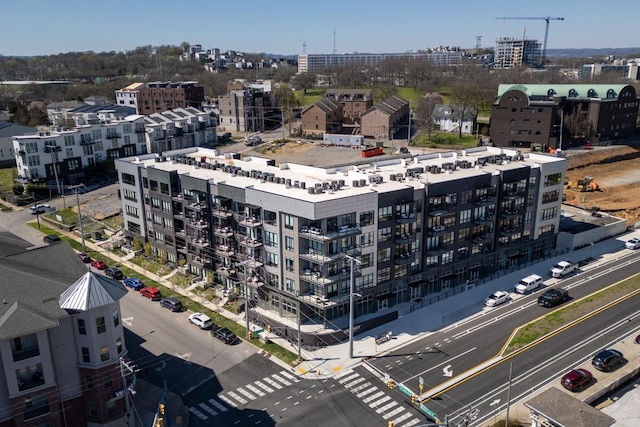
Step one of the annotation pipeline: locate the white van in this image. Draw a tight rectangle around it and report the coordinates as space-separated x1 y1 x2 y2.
514 274 543 294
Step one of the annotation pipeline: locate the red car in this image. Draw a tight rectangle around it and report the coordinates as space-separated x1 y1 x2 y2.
140 287 162 300
561 368 593 392
90 260 107 270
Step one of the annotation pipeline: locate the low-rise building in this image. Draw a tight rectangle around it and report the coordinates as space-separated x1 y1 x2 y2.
115 81 205 115
300 98 343 135
433 104 478 135
360 96 410 139
116 145 566 333
325 89 374 125
0 240 130 426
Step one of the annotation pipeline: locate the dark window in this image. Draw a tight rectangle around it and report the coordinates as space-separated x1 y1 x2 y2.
96 317 106 334
78 319 86 335
82 347 90 363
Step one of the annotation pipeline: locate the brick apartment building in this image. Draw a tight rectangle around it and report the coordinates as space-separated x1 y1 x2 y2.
115 81 205 115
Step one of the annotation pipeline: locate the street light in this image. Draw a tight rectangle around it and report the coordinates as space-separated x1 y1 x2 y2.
345 254 361 359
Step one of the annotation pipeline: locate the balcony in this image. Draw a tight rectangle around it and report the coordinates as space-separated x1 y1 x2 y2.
43 145 62 153
237 236 263 248
215 244 235 256
134 126 146 133
187 219 209 230
395 212 417 224
12 346 40 362
474 215 494 225
472 234 492 244
216 266 237 278
237 215 262 228
499 227 518 237
428 225 447 236
105 132 122 139
190 256 213 268
186 201 208 211
395 233 416 244
239 255 263 269
190 237 210 248
213 227 234 238
475 195 496 206
212 207 233 218
501 209 521 218
394 253 414 265
300 225 361 242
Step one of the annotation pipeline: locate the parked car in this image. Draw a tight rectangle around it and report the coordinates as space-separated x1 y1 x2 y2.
90 260 107 270
561 368 593 392
219 132 232 140
123 278 144 291
77 253 92 263
43 234 61 244
537 288 569 308
140 287 161 300
105 267 124 280
514 274 544 294
188 313 213 330
484 290 510 307
212 327 238 344
29 204 51 215
625 237 640 250
160 297 183 312
591 349 624 372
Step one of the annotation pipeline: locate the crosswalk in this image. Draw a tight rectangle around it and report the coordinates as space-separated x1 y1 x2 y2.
336 370 422 427
188 370 299 420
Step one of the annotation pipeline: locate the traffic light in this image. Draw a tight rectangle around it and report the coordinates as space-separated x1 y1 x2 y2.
158 403 165 415
247 331 253 339
386 380 395 389
267 325 272 333
388 422 394 427
411 394 417 404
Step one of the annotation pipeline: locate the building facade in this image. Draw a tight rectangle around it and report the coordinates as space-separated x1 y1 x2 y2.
433 104 478 135
324 89 374 125
12 108 216 186
490 84 640 150
0 242 130 427
116 146 566 330
494 38 541 69
360 96 410 139
297 52 463 73
217 89 273 133
115 81 205 115
300 98 343 135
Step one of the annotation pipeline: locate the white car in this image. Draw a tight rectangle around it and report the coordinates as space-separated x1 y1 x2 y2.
625 238 640 250
29 204 51 214
484 290 510 307
188 312 213 329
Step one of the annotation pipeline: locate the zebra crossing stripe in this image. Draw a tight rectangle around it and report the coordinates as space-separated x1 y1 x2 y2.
363 391 385 404
337 373 359 384
236 387 257 400
369 395 392 408
349 381 370 393
392 412 414 425
376 401 398 414
245 384 266 397
255 380 274 394
263 376 283 389
188 407 208 420
356 387 377 398
382 406 404 420
218 394 239 408
227 390 249 404
208 399 228 412
343 377 366 388
402 418 422 427
279 371 300 382
198 402 218 416
272 374 291 386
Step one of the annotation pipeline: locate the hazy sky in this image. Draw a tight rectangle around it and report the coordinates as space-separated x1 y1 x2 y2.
2 0 637 56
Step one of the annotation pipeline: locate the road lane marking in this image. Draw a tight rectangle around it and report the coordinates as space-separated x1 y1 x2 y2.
363 391 384 403
393 412 414 424
208 399 228 412
368 395 391 407
236 388 256 400
356 387 377 398
255 380 274 393
343 377 366 388
350 382 371 393
198 402 218 416
337 373 359 383
376 401 397 414
383 406 404 419
217 395 238 408
279 371 300 382
227 391 248 405
188 407 207 420
263 377 283 389
403 347 477 383
245 384 265 397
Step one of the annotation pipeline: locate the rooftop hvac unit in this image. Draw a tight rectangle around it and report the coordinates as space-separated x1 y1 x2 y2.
359 179 366 187
300 182 306 189
390 174 397 181
308 187 316 194
353 180 360 187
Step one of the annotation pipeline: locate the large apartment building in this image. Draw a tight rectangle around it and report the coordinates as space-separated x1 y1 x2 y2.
493 38 541 69
115 81 205 115
12 108 216 186
0 241 130 427
116 146 566 332
297 52 463 73
217 89 273 133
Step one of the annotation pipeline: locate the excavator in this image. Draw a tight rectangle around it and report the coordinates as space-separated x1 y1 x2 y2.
567 176 601 192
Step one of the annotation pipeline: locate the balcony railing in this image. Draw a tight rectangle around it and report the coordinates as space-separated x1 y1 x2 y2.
105 132 122 139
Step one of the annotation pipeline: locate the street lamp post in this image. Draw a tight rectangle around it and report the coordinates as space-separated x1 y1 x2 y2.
345 254 361 359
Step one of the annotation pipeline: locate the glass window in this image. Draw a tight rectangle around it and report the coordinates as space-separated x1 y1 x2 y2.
116 337 123 354
285 236 294 251
360 211 374 226
78 319 86 335
100 345 109 362
82 347 90 363
96 317 106 334
284 214 294 229
88 400 98 417
113 309 119 327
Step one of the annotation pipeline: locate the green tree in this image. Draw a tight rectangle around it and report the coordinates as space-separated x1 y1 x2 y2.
143 242 153 257
132 238 143 253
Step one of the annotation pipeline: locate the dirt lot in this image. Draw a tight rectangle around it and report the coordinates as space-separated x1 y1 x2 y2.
564 145 640 224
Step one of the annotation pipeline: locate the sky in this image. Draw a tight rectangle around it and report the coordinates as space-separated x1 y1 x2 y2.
2 0 637 57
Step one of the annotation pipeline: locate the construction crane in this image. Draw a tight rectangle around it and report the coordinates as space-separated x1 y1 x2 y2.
496 16 565 66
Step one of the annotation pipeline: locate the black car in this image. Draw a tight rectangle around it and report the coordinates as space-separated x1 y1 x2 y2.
104 267 124 280
212 327 238 344
537 288 569 308
43 235 62 244
591 349 624 372
160 297 183 312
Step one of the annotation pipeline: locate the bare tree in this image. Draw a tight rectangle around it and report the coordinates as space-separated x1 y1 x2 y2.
449 82 481 138
414 93 443 141
292 72 317 94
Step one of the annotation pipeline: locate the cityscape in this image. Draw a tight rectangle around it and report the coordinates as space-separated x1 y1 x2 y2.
2 8 640 426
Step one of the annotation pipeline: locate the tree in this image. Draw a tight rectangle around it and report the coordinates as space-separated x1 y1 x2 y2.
449 82 481 138
273 84 301 137
414 93 443 141
292 72 317 95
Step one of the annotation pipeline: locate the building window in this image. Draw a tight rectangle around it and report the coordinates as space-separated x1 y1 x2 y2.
88 400 98 417
285 278 295 292
116 337 123 354
285 236 294 251
283 214 294 229
100 345 110 362
96 317 106 334
82 347 91 363
377 247 391 263
113 309 119 327
86 375 95 390
285 258 295 272
78 319 86 335
264 231 278 247
378 206 393 222
107 400 116 416
360 211 374 226
24 394 49 420
378 267 391 283
378 227 392 242
544 173 562 187
121 172 135 186
459 209 472 224
11 334 40 362
104 372 114 389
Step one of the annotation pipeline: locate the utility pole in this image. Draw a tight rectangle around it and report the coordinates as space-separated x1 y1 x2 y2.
505 362 513 427
119 357 137 417
407 101 412 145
345 253 361 358
71 185 87 253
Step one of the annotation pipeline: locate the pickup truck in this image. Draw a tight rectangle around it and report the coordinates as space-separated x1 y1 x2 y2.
550 261 578 278
514 274 544 294
538 288 569 308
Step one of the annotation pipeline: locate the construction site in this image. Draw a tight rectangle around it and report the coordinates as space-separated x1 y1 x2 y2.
564 145 640 225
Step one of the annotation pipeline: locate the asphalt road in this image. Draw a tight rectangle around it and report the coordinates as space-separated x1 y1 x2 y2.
365 247 640 424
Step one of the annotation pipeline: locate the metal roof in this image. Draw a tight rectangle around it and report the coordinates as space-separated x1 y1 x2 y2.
59 271 128 311
497 83 634 99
